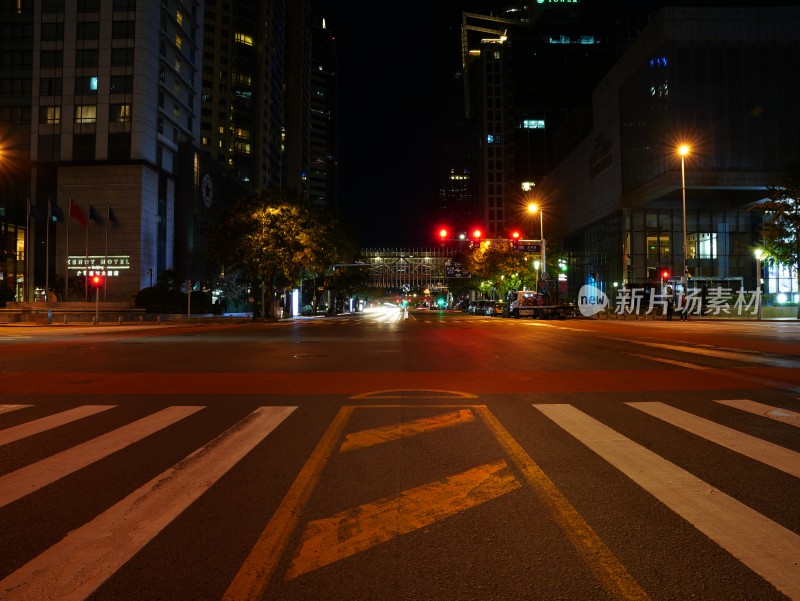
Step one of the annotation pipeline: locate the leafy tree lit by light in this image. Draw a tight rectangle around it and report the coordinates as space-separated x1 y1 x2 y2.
752 159 800 317
206 188 356 318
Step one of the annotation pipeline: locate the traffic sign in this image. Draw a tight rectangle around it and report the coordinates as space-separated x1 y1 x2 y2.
518 242 542 254
445 262 470 278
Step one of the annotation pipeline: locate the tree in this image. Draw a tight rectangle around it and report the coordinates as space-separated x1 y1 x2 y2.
206 188 357 319
463 239 533 300
752 158 800 317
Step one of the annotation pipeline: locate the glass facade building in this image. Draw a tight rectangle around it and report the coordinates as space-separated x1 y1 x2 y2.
541 6 800 305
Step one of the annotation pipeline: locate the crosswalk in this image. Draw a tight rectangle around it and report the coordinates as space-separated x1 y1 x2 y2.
535 401 800 599
0 398 797 599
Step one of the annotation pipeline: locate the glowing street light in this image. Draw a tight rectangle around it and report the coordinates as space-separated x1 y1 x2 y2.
754 248 763 321
678 144 691 296
527 203 545 273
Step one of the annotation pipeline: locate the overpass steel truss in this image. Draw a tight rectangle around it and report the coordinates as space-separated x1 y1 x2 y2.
360 248 459 290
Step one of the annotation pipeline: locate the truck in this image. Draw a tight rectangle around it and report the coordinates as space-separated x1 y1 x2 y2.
505 290 577 320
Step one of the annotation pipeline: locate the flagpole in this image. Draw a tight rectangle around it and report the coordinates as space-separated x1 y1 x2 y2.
65 200 70 301
85 203 89 302
25 200 30 302
104 204 109 301
45 199 50 301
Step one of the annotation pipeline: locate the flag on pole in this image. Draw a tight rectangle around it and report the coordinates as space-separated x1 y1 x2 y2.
88 204 104 225
108 206 119 225
69 198 87 226
28 202 45 221
49 199 64 222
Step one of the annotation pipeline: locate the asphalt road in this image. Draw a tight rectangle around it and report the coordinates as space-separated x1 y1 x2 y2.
0 309 798 600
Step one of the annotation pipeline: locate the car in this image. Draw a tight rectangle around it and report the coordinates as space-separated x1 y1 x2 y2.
486 300 506 316
468 300 486 315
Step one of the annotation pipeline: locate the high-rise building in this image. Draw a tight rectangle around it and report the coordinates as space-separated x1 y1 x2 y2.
0 0 203 302
307 10 338 208
0 0 337 303
537 5 800 299
459 3 656 238
200 0 284 190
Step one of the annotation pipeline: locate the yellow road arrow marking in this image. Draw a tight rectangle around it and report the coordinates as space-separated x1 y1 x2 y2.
223 406 354 601
340 408 475 452
285 459 520 579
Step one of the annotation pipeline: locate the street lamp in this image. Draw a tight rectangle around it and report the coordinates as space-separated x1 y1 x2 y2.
754 248 763 321
527 203 545 273
678 144 691 297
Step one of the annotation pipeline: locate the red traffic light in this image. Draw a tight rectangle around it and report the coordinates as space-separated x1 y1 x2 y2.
91 274 104 287
472 228 483 239
660 270 670 280
511 231 521 240
438 227 449 239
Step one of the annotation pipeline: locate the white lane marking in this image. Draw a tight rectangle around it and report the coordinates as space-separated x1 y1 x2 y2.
0 406 204 508
534 403 800 600
715 399 800 427
616 339 779 365
627 402 800 479
0 406 296 601
0 404 32 415
0 405 115 447
626 353 710 370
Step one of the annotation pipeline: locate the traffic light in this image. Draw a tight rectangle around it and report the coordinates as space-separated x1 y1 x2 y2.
438 227 449 240
510 231 521 248
471 228 483 240
558 259 568 272
660 269 670 280
91 273 104 287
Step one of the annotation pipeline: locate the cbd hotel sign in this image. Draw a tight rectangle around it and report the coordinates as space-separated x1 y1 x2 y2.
67 255 131 277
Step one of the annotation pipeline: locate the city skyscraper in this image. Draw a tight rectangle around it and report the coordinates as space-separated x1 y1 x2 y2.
0 0 336 303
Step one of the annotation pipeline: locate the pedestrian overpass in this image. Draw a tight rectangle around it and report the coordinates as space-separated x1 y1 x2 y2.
354 247 463 291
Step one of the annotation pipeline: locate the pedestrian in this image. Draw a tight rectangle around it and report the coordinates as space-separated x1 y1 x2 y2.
666 298 673 321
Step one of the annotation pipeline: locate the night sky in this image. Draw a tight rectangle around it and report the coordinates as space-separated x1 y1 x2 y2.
310 2 484 249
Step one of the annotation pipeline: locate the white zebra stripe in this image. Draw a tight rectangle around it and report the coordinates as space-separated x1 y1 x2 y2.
0 405 32 415
628 401 800 478
0 405 114 447
534 403 800 600
0 405 295 601
0 406 204 508
715 399 800 428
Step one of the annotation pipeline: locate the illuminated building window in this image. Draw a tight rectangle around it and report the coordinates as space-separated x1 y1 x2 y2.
74 104 96 123
767 263 798 295
110 103 131 122
686 233 717 259
235 32 254 46
40 105 61 124
521 119 545 129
